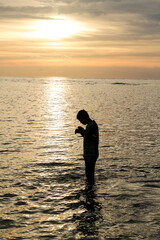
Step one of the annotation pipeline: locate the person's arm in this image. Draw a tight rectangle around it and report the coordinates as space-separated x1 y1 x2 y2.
75 126 85 136
76 124 98 141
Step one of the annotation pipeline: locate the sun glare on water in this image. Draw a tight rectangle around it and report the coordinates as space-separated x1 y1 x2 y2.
29 17 84 40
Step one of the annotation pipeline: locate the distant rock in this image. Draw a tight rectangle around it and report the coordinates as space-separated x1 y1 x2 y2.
112 82 128 85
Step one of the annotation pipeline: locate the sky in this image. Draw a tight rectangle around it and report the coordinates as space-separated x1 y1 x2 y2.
0 0 160 79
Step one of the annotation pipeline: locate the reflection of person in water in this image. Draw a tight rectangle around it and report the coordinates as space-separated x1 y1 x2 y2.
75 110 99 183
73 184 102 238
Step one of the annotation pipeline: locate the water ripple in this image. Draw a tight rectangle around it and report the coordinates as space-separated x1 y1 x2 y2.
0 77 159 239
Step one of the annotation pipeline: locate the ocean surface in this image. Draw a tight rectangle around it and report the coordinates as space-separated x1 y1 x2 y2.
0 77 160 240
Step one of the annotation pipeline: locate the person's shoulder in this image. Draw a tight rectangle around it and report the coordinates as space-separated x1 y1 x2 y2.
91 120 98 129
92 120 98 126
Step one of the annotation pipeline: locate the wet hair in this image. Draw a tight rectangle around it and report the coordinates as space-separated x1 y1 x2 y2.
77 110 89 120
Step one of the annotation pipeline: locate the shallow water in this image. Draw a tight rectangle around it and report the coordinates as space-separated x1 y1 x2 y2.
0 77 160 239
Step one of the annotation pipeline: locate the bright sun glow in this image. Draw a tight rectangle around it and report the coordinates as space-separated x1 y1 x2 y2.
30 17 83 40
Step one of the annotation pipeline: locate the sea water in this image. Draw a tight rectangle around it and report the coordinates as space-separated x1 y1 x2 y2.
0 77 160 239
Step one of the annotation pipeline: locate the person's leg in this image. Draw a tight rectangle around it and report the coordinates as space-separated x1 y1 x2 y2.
85 157 97 182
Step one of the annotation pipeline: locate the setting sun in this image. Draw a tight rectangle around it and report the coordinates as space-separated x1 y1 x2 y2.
29 17 84 40
1 0 160 79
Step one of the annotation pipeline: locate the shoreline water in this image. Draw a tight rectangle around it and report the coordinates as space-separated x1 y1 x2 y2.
0 77 160 239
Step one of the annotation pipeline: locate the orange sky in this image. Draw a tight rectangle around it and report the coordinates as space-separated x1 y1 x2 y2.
0 0 160 79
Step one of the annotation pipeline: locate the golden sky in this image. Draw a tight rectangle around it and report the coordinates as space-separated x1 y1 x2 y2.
0 0 160 79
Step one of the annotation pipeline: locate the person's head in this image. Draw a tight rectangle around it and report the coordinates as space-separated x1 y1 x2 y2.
77 110 91 125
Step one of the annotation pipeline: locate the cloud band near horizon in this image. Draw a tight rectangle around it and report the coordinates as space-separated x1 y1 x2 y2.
0 0 160 79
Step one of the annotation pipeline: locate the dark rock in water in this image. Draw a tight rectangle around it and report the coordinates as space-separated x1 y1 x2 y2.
112 82 128 85
112 82 141 86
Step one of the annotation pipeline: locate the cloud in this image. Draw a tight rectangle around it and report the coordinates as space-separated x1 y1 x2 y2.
1 1 160 21
149 13 160 23
0 6 54 20
1 0 160 41
1 0 160 16
0 0 160 78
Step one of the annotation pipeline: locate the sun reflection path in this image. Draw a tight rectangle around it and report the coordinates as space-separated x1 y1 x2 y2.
41 78 70 161
41 77 81 163
45 77 66 130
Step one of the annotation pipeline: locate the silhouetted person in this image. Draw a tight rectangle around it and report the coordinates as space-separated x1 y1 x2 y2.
75 110 99 183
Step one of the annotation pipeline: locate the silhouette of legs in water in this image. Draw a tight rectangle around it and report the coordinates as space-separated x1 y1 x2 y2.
84 156 97 183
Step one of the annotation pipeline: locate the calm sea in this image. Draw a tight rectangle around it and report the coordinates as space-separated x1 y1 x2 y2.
0 77 160 239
